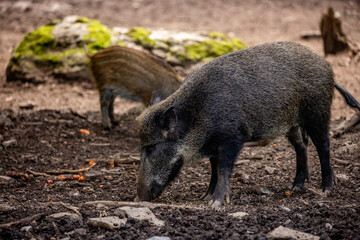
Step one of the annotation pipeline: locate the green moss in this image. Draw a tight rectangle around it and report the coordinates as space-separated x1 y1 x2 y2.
76 16 89 23
14 24 55 60
116 41 126 47
83 19 112 53
209 32 229 41
126 27 156 48
180 37 248 62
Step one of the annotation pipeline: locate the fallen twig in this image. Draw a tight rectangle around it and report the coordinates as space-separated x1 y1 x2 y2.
52 202 81 215
83 200 204 210
45 163 96 174
87 158 139 165
333 158 360 166
26 169 52 178
332 113 360 138
0 213 45 230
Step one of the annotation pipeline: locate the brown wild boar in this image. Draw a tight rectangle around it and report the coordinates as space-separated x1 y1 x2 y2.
87 45 183 129
136 41 360 207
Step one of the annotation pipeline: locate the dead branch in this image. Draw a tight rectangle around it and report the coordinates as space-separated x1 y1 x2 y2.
0 213 45 230
86 158 139 165
45 163 96 174
26 169 52 177
83 200 204 210
332 113 360 138
333 158 360 166
52 202 81 215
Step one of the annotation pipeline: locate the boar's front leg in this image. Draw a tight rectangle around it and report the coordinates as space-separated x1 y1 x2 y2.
201 157 218 200
209 136 243 208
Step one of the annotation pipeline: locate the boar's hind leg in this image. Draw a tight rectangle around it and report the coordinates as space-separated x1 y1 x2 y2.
209 136 243 208
201 157 218 200
108 94 119 126
287 126 309 190
306 126 335 192
100 88 115 130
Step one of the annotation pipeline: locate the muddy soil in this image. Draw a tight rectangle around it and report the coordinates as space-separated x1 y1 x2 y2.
0 0 360 239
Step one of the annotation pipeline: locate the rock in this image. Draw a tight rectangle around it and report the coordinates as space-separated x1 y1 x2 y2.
52 16 88 46
229 212 249 220
114 208 127 218
267 226 320 240
7 16 247 83
46 212 82 224
265 166 277 174
147 237 171 240
2 138 17 147
336 174 349 181
21 226 32 232
279 205 291 212
325 223 333 230
66 228 87 236
117 206 164 226
0 203 15 213
260 187 274 195
0 175 15 184
284 219 292 225
152 49 167 59
87 216 127 230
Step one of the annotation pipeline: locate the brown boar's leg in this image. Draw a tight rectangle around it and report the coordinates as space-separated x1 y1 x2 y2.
287 126 309 189
100 88 114 130
209 136 243 208
307 128 335 191
201 157 218 200
108 94 119 126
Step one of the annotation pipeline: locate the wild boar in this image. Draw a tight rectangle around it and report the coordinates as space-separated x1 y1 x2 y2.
136 41 360 207
88 45 183 130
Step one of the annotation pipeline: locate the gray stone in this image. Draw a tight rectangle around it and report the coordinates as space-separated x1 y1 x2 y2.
66 228 87 236
52 16 88 46
0 203 15 213
325 223 333 230
265 166 277 175
117 206 164 226
147 237 171 240
87 216 127 230
152 49 167 59
229 212 249 220
279 205 291 212
267 226 320 240
21 226 32 232
46 212 82 224
336 174 349 181
114 208 127 218
2 139 17 147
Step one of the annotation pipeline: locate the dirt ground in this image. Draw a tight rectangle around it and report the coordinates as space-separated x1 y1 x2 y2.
0 0 360 239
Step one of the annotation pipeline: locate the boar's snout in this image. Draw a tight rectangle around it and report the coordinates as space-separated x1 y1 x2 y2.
137 181 164 202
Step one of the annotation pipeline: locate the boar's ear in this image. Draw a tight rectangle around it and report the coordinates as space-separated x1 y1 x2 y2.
159 106 187 140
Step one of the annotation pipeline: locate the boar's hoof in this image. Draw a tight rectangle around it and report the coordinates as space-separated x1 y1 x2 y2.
291 186 304 193
209 200 223 208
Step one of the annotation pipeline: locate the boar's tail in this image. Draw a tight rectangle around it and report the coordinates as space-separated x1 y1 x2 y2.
335 83 360 111
82 41 91 58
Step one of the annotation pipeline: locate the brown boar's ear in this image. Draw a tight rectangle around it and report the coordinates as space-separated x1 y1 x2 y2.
159 106 187 140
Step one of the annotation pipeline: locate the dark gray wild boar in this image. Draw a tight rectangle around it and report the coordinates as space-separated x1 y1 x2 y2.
87 45 183 130
136 41 360 207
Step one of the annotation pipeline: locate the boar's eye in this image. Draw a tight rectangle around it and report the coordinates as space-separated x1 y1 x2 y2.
144 144 156 156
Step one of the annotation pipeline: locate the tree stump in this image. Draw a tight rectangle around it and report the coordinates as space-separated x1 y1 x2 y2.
320 7 349 55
